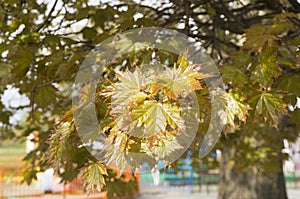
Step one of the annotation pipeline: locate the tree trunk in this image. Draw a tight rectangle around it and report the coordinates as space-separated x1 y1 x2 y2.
218 147 288 199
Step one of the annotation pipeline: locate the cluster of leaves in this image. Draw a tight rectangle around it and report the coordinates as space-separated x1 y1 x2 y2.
71 47 257 191
0 0 157 137
219 13 300 172
44 109 138 194
99 53 205 171
157 0 300 60
0 0 156 195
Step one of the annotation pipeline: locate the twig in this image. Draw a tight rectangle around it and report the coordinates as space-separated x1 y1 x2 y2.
184 0 191 35
36 0 59 32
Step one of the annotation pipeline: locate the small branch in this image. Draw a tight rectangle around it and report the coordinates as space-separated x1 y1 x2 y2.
36 0 59 32
288 17 300 28
288 0 300 11
30 86 36 122
35 77 62 89
184 0 191 35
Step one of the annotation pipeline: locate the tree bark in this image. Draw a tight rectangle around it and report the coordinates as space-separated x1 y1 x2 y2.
218 147 288 199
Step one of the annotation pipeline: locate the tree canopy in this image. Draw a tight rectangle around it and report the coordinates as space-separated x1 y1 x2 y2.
0 0 299 196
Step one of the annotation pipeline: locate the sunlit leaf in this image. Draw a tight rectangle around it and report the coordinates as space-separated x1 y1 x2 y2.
158 65 206 99
251 45 282 87
129 101 168 136
82 162 108 193
104 133 128 172
224 92 249 127
102 69 145 106
141 135 183 159
249 92 287 127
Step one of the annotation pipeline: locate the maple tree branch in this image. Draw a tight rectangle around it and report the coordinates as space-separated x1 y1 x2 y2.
36 0 59 32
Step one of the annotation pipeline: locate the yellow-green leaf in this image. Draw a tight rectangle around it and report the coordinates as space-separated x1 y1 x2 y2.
82 162 108 193
249 92 287 127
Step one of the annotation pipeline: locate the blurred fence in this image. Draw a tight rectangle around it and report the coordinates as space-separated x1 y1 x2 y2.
140 170 300 194
0 163 107 199
1 156 299 198
139 168 220 193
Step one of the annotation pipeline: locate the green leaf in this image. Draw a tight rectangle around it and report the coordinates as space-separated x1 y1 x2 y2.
216 92 248 129
74 7 90 21
130 101 168 137
277 75 300 96
76 104 100 143
249 92 287 127
102 69 145 106
222 66 249 86
207 3 216 16
136 18 155 26
11 47 33 77
82 27 98 40
157 67 188 99
277 56 298 70
268 21 293 35
129 101 185 137
82 162 108 193
0 63 13 85
46 121 74 171
43 35 61 47
141 135 183 159
61 169 80 182
0 43 6 55
104 133 128 172
107 35 148 55
117 8 135 30
23 170 37 185
103 169 138 198
225 93 248 127
93 6 116 29
157 65 205 99
35 85 57 108
232 50 251 69
161 103 186 131
251 45 282 87
244 25 276 50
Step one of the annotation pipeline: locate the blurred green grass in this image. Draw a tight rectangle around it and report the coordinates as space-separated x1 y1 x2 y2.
0 140 26 168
